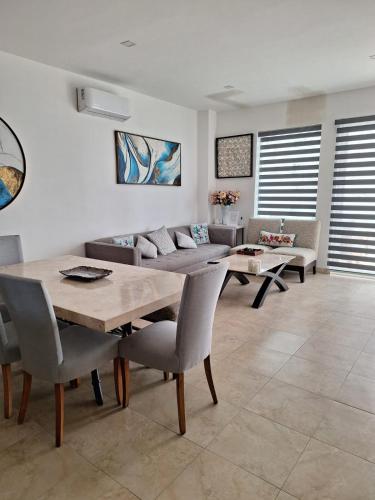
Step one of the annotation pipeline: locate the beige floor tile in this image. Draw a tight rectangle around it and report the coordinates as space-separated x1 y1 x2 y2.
275 356 349 399
230 343 290 377
315 400 375 463
336 373 375 414
352 351 375 381
194 356 269 408
129 379 239 447
0 431 130 500
157 450 278 500
323 312 375 334
363 334 375 354
0 416 43 453
293 337 360 371
248 330 307 355
312 327 371 350
284 439 375 500
64 407 201 500
208 409 309 488
276 492 298 500
247 379 331 436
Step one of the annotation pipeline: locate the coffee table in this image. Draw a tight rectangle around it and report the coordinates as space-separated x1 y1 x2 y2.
218 253 294 308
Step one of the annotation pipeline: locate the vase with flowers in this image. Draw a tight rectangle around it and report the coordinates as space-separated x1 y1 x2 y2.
209 190 240 224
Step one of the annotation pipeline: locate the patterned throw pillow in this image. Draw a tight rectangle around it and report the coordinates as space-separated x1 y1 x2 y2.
258 230 295 248
136 235 157 258
176 231 197 249
190 223 210 245
147 226 176 255
112 235 134 247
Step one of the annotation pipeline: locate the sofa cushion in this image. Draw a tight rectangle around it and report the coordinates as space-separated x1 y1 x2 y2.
271 246 317 266
247 217 282 244
282 219 321 251
190 223 210 245
229 243 272 255
112 235 134 247
136 235 157 258
141 244 230 271
147 226 177 255
176 231 197 249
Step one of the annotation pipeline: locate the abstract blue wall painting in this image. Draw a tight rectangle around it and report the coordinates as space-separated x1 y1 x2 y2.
115 131 181 186
0 118 26 210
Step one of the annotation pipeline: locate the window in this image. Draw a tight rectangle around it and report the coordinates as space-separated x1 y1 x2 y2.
256 125 322 219
328 115 375 275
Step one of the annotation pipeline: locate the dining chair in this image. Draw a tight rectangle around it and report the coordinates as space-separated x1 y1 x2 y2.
0 235 23 323
119 262 228 434
0 273 120 447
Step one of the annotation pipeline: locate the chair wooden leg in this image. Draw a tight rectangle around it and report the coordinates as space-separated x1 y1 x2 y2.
204 356 218 404
55 383 64 448
69 378 80 389
163 371 169 381
120 358 130 408
176 373 186 435
113 358 123 405
2 364 12 418
18 371 32 424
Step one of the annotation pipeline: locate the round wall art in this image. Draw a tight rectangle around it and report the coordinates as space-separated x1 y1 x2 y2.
0 117 26 210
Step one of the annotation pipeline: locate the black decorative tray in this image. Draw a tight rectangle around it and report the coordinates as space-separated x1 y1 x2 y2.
237 247 264 256
59 266 113 281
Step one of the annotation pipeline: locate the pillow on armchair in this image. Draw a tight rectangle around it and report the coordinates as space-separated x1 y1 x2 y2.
258 230 296 248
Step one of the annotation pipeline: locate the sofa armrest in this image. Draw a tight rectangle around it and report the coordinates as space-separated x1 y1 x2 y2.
85 241 142 266
208 225 237 247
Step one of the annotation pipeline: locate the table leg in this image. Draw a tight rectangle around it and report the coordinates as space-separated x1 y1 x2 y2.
251 264 288 309
219 271 234 297
91 369 104 406
234 272 250 285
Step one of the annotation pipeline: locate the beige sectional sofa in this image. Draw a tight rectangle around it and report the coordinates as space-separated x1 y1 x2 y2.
230 217 321 282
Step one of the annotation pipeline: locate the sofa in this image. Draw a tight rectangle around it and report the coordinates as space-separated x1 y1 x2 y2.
85 224 237 273
230 217 321 282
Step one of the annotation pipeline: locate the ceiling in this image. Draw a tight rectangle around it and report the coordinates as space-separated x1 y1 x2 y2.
1 0 375 110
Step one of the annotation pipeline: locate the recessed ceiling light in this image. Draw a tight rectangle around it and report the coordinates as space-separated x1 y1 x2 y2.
369 54 375 59
121 40 136 48
224 85 234 89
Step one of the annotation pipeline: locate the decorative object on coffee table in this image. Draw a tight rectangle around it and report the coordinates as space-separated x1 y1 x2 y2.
216 134 253 178
0 117 26 211
115 131 181 186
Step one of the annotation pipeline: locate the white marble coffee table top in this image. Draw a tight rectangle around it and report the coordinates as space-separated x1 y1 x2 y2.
219 252 294 275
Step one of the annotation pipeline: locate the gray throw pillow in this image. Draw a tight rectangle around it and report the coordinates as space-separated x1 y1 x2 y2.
147 226 176 255
176 231 197 249
136 235 157 259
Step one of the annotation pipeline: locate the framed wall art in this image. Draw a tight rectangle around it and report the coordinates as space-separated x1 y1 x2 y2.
216 133 253 178
115 131 181 185
0 117 26 210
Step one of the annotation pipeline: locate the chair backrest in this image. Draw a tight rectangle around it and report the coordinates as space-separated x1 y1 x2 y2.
283 219 321 251
0 274 63 380
175 262 228 371
247 218 282 244
0 235 23 266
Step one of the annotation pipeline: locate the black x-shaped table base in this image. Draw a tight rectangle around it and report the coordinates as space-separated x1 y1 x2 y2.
220 263 289 309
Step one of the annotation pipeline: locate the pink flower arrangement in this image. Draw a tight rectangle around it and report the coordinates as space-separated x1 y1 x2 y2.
209 190 240 206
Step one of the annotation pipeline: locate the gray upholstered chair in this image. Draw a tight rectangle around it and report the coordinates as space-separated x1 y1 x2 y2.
0 316 20 418
0 235 24 323
0 274 120 447
119 262 228 434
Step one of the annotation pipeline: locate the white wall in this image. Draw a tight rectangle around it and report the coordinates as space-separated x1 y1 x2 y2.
215 87 375 267
0 51 198 260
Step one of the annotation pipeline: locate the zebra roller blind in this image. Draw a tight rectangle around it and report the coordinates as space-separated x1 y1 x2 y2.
256 125 322 219
328 115 375 275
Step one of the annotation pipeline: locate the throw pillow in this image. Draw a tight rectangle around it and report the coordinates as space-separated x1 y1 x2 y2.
258 230 296 248
190 223 210 245
112 235 134 247
147 226 176 255
176 231 197 249
136 235 157 259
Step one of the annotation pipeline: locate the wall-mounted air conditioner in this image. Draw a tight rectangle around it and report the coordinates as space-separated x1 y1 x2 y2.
77 87 131 121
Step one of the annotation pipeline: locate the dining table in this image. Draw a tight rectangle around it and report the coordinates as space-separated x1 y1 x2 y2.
0 254 186 404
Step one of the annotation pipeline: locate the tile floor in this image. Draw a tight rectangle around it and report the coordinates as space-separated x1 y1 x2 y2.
2 271 375 499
